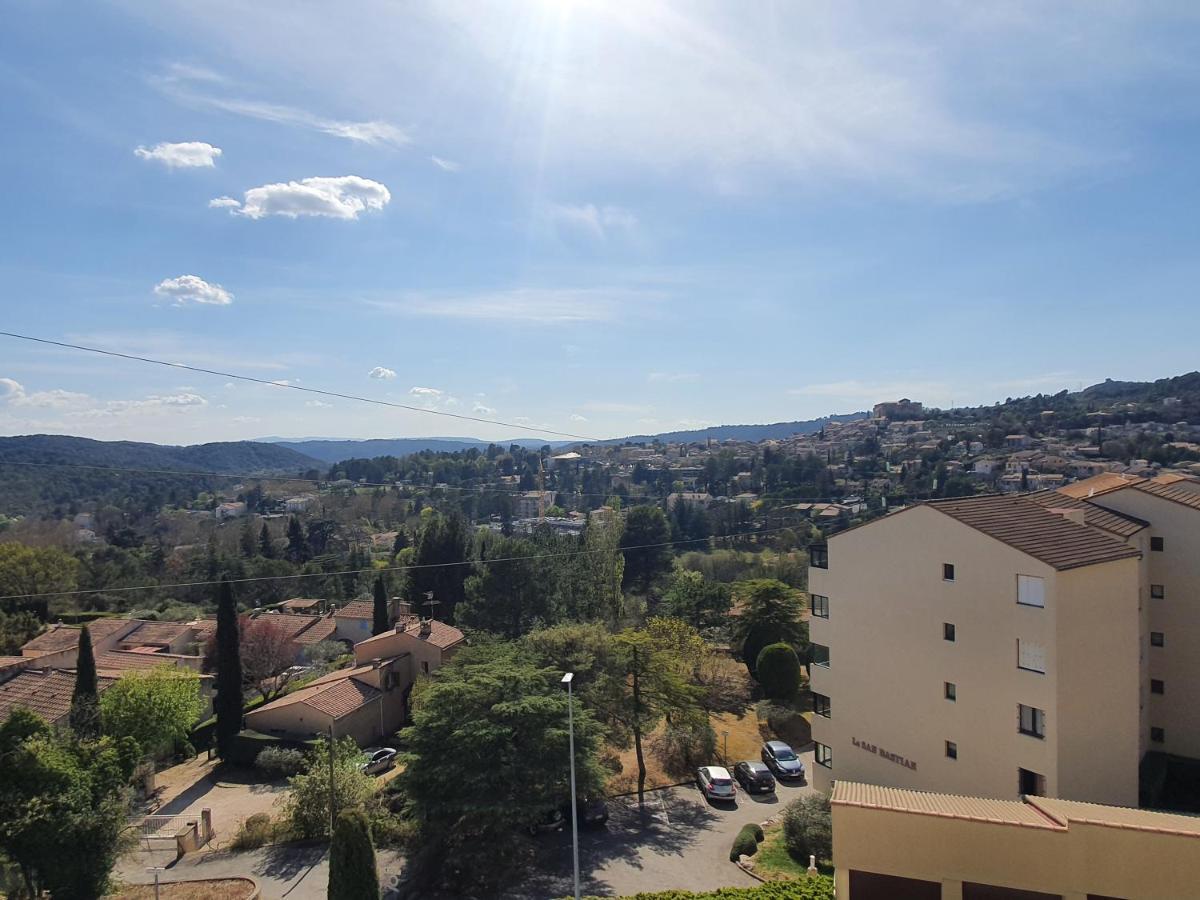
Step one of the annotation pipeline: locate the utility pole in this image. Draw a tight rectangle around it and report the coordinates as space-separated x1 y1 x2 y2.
328 724 337 836
562 672 580 900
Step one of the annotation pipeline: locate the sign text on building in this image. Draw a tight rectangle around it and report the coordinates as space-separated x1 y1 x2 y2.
852 736 917 771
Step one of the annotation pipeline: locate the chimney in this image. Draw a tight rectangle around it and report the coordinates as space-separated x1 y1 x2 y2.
371 657 383 670
1049 508 1086 526
420 619 432 637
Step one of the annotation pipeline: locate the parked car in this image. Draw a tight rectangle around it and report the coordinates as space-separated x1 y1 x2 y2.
733 760 776 793
696 765 738 803
761 740 806 780
527 797 610 835
361 747 398 775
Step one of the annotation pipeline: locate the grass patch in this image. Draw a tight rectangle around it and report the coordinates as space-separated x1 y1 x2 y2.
105 880 256 900
753 824 832 881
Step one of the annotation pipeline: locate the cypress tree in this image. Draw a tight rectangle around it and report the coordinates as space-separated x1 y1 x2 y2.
372 576 389 636
69 625 101 740
214 578 243 759
259 521 275 559
328 808 380 900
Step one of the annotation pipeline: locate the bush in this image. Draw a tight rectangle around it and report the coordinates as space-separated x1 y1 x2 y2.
782 794 832 864
256 746 306 778
650 720 717 777
755 643 801 699
229 813 275 851
729 823 763 861
328 808 380 900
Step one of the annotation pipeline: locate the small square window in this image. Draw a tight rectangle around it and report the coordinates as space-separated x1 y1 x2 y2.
944 682 956 701
1151 679 1165 695
815 742 833 768
1151 632 1164 648
945 740 958 759
1151 536 1164 552
813 692 831 718
1151 727 1165 743
810 594 829 618
943 623 956 642
1151 584 1165 599
943 563 956 581
1018 704 1046 739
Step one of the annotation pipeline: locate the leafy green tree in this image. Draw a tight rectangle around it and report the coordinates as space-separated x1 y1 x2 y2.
396 647 604 893
328 808 380 900
101 667 204 760
596 628 705 807
734 579 807 678
69 624 102 740
240 517 258 557
214 578 243 759
285 737 377 839
459 532 563 638
755 643 801 700
259 521 276 558
409 512 471 623
619 506 673 595
0 610 42 654
370 576 389 636
285 515 311 563
783 793 833 865
0 710 133 899
567 518 625 624
660 570 733 632
0 543 78 616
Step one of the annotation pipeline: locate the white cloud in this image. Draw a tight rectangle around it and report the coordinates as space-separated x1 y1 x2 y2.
218 176 391 221
368 366 397 380
548 203 637 240
409 386 443 399
153 275 233 306
472 402 495 415
134 141 222 168
0 378 90 409
409 386 460 410
80 392 210 418
371 286 663 324
648 371 700 383
209 196 241 209
431 155 461 172
305 399 332 408
569 414 588 422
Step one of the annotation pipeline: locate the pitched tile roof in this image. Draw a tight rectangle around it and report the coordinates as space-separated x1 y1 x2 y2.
1057 472 1145 499
1027 490 1148 537
0 669 117 724
832 781 1057 830
353 619 465 653
120 621 193 646
926 494 1141 571
250 613 326 642
1132 478 1200 511
21 619 136 656
280 598 324 611
94 651 186 673
1031 796 1200 838
334 600 375 620
247 668 382 721
293 618 337 644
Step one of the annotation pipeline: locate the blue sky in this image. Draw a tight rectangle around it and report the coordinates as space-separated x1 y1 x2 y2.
1 0 1199 444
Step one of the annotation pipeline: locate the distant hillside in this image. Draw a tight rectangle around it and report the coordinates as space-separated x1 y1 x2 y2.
0 435 321 516
266 437 571 463
605 414 868 446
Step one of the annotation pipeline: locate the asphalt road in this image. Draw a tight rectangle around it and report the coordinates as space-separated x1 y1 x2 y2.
513 747 816 898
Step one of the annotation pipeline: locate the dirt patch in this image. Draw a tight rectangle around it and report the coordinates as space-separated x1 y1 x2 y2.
106 878 256 900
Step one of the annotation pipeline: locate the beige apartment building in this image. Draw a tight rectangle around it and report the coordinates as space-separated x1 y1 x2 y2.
809 472 1200 807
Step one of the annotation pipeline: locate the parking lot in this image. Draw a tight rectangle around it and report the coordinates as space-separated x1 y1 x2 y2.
514 746 816 898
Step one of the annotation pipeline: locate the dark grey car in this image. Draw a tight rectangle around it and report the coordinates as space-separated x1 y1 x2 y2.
761 740 806 780
733 760 776 793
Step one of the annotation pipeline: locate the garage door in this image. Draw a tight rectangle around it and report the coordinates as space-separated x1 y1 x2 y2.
963 884 1061 900
849 870 941 900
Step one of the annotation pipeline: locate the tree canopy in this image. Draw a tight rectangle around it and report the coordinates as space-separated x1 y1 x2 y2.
101 666 204 760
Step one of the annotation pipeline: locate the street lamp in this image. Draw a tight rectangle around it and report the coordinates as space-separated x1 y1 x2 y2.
722 729 730 764
562 672 580 900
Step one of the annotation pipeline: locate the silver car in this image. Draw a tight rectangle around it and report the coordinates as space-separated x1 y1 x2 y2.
362 747 398 775
696 765 738 802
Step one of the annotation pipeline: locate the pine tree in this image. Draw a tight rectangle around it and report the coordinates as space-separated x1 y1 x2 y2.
240 517 257 557
69 625 101 740
285 515 310 563
327 808 379 900
259 522 275 559
214 578 244 759
372 576 389 636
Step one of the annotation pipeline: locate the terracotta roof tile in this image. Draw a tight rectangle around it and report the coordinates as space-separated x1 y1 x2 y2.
21 619 135 656
120 621 193 646
926 494 1141 571
1057 472 1145 499
353 619 464 653
0 669 117 725
1028 490 1148 537
1132 479 1200 511
94 651 190 673
832 782 1056 829
334 600 375 620
293 618 337 644
1031 796 1200 837
247 669 381 721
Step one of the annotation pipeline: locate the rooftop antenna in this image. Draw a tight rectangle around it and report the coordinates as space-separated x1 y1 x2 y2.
422 591 439 620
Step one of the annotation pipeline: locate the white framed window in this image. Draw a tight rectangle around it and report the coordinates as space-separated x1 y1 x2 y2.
815 742 833 768
1018 639 1046 674
1017 575 1045 608
1018 704 1046 738
810 594 829 618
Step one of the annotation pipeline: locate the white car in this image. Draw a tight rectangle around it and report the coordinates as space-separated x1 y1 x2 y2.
696 765 737 802
362 747 398 776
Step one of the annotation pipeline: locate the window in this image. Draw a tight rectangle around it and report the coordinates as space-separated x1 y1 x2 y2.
1151 632 1164 648
1151 727 1165 743
813 692 831 718
1017 574 1045 608
421 660 429 674
1018 704 1046 739
815 742 833 768
810 544 828 569
945 740 957 759
943 623 956 642
810 643 831 668
810 594 829 618
944 681 956 701
1151 536 1164 552
1151 584 1165 599
1017 639 1046 673
1018 768 1046 797
943 563 956 581
1151 679 1165 695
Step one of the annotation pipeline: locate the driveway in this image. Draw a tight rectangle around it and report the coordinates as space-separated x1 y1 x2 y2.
514 746 816 898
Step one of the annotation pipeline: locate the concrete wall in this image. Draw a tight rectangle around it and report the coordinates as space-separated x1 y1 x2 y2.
832 801 1200 900
811 504 1140 805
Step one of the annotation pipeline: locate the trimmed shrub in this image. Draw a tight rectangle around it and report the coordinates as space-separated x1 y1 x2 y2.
256 746 306 778
328 808 380 900
755 643 801 699
729 823 764 862
783 794 832 865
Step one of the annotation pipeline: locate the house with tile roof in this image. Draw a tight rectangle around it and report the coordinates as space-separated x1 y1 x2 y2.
0 668 119 728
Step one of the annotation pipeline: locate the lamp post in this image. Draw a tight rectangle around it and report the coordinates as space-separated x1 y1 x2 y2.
722 729 729 764
562 672 580 900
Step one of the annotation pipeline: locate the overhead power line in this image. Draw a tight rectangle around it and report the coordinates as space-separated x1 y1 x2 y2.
0 523 809 601
0 331 597 442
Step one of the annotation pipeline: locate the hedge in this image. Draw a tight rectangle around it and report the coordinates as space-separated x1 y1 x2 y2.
210 729 321 767
189 694 270 752
580 881 835 900
729 823 764 862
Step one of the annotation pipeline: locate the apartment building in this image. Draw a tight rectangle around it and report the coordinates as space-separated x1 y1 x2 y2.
810 471 1200 808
